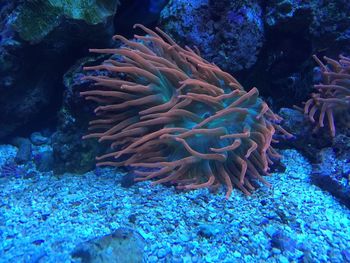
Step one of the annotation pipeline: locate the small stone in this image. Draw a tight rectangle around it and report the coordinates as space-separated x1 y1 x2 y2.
30 132 49 145
310 222 319 230
277 255 290 263
148 256 158 262
197 223 222 238
233 251 241 258
272 247 281 254
157 248 167 258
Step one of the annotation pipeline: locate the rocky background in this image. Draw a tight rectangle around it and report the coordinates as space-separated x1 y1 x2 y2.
0 0 349 205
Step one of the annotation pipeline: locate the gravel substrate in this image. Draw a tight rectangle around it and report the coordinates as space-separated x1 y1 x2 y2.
0 145 350 262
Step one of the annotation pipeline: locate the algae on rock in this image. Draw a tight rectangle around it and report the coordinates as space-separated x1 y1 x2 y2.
13 0 120 43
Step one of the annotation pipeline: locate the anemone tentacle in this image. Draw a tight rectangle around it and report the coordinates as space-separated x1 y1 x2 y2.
301 55 350 137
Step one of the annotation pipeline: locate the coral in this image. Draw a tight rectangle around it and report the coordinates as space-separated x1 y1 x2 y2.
301 55 350 137
81 25 292 198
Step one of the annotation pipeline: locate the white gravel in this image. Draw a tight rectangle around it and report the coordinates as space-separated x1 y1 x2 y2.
0 146 349 262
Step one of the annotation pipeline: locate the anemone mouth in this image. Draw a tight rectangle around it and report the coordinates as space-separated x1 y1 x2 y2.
81 24 292 198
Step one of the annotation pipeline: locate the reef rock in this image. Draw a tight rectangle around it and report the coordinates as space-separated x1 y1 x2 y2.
159 0 264 73
0 0 119 140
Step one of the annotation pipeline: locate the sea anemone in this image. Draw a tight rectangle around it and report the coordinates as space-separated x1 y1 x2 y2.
81 24 292 198
302 55 350 137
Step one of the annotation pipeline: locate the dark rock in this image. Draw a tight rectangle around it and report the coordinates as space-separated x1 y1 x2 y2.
265 0 312 30
120 173 138 188
239 0 350 109
11 137 32 164
311 147 350 208
41 213 50 221
34 150 54 172
333 134 350 155
71 227 146 263
30 132 49 145
271 230 297 252
160 0 264 73
51 129 99 174
32 239 45 246
278 108 310 137
197 223 223 239
128 214 137 224
260 199 268 206
341 249 350 262
269 159 286 173
310 0 350 56
277 108 331 162
232 0 313 108
51 58 108 174
279 107 350 207
114 0 169 38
